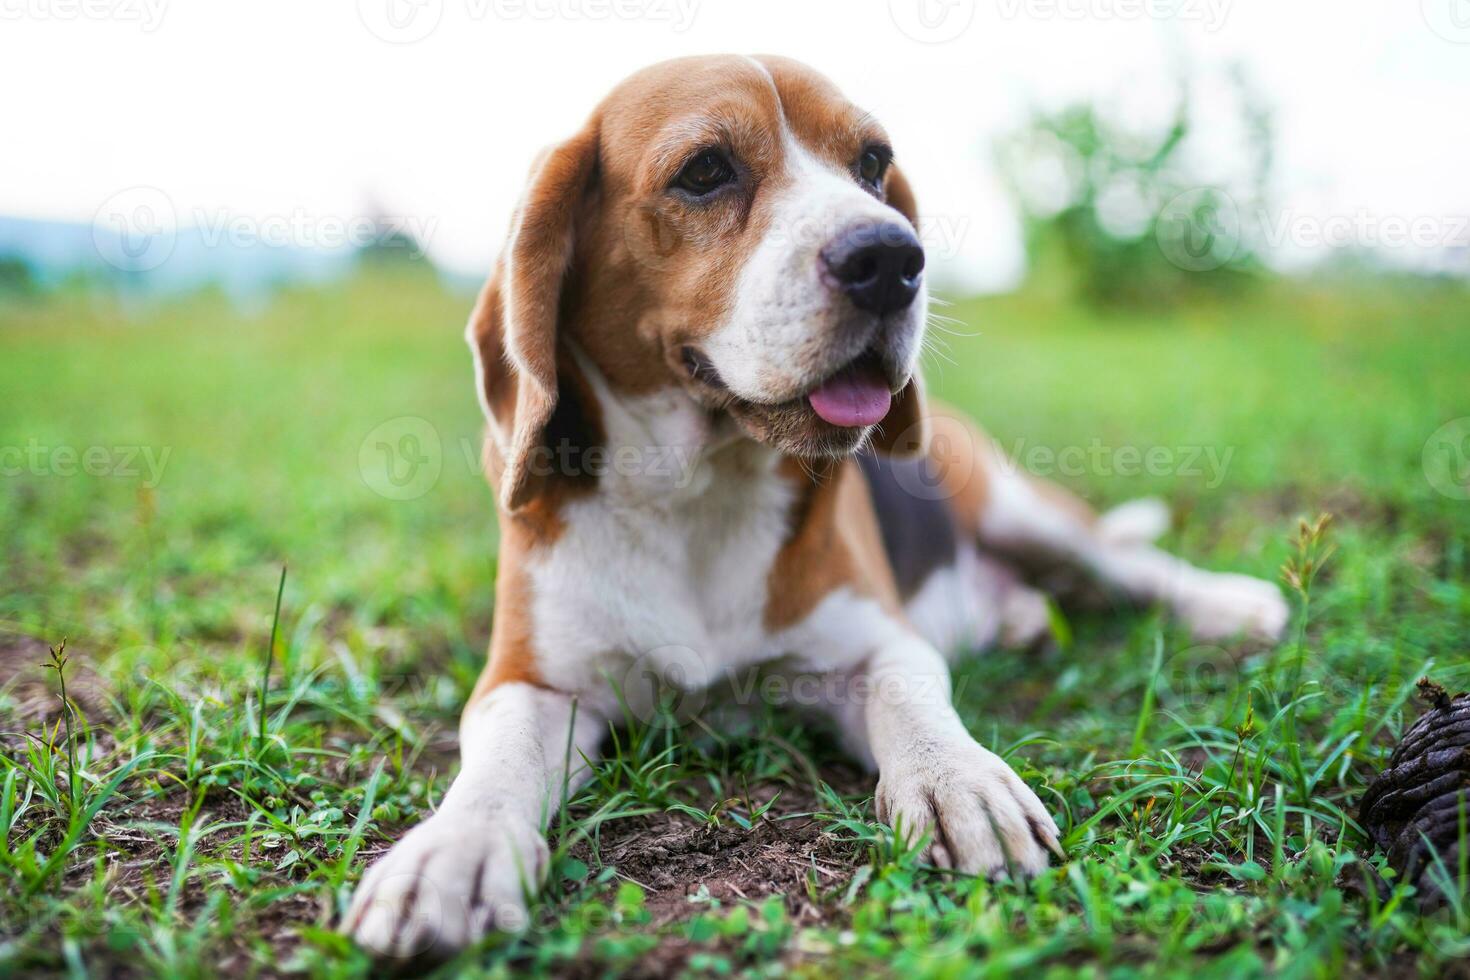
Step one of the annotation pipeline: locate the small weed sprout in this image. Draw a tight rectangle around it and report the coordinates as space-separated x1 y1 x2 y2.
40 639 78 815
1279 513 1335 796
257 564 288 755
1281 513 1336 601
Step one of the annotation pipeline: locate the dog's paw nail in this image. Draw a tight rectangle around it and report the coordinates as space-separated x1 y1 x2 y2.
878 740 1059 879
343 811 546 960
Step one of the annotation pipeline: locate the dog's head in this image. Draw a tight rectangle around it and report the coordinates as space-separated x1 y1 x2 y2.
470 55 929 511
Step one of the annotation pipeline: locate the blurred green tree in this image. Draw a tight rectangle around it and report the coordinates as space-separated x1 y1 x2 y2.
0 255 38 299
997 67 1273 309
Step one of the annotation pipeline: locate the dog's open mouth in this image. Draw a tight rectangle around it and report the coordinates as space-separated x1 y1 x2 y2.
803 349 892 428
680 345 897 427
677 343 903 457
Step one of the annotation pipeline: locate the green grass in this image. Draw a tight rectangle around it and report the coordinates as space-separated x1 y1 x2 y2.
2 267 1468 977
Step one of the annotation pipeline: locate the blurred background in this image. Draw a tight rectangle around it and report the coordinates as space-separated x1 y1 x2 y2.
3 0 1468 296
3 0 1468 625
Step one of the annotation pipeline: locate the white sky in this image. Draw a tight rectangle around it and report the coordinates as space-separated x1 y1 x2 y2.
3 0 1468 290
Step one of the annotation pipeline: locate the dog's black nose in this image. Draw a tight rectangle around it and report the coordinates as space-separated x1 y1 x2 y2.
821 221 925 315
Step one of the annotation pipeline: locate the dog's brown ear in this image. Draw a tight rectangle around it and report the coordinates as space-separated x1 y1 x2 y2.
869 162 929 458
467 123 600 511
883 160 920 229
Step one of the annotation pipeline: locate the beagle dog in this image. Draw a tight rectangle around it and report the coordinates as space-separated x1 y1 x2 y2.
344 54 1288 958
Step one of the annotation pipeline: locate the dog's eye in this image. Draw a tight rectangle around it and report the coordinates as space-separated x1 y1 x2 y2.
857 146 891 189
675 150 736 196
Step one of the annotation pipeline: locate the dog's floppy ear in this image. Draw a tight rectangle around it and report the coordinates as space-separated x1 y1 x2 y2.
467 122 600 512
869 162 929 458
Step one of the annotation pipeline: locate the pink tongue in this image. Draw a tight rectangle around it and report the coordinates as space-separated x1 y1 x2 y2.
807 363 892 427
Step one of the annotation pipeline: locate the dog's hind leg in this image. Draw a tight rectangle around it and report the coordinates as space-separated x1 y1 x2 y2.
897 540 1054 654
923 404 1287 642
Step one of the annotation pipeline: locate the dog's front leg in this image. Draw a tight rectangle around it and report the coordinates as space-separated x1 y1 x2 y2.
344 681 603 960
850 635 1063 876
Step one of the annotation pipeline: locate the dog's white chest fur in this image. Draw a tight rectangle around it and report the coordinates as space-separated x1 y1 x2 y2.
525 388 799 703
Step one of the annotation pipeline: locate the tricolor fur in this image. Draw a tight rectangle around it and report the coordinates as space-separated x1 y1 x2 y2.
345 55 1288 959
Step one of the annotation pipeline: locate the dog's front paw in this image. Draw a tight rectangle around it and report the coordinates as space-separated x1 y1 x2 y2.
876 739 1062 877
1174 571 1289 643
343 808 548 961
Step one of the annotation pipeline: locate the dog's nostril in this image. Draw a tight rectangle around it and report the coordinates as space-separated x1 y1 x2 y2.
849 252 879 284
821 221 924 316
901 249 925 282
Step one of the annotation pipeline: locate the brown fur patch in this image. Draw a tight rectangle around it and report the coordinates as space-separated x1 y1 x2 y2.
924 406 994 539
764 458 902 631
468 518 550 705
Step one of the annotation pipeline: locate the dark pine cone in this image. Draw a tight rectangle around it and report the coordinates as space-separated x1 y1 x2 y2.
1359 679 1470 910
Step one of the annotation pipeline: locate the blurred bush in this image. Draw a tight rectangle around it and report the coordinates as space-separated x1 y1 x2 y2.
0 255 38 300
998 68 1274 309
